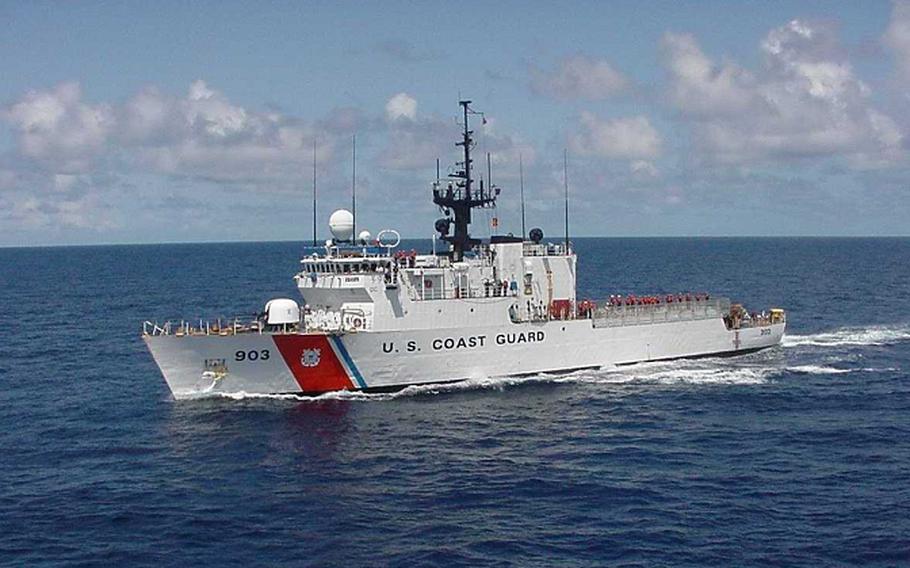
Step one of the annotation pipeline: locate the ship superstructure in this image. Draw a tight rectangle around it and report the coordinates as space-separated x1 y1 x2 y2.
143 102 785 398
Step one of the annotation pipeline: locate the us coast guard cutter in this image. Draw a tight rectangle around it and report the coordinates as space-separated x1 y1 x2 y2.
143 101 786 398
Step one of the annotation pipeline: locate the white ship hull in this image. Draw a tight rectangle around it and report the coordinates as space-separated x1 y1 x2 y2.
145 318 785 399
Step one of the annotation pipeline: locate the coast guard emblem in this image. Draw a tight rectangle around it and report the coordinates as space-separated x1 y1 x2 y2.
300 348 321 367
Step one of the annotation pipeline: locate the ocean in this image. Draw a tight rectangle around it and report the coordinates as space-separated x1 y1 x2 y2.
1 238 909 566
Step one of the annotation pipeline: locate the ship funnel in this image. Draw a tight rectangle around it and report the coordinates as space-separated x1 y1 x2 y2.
329 209 354 242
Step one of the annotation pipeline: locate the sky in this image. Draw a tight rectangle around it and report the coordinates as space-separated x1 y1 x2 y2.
2 0 910 246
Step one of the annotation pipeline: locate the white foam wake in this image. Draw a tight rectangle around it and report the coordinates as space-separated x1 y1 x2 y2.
199 364 778 401
785 365 852 375
563 360 776 386
783 325 910 348
185 375 554 402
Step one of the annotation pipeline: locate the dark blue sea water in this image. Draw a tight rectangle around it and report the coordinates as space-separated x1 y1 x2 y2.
2 238 909 567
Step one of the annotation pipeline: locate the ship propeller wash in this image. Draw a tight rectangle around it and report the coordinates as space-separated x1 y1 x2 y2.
143 101 786 398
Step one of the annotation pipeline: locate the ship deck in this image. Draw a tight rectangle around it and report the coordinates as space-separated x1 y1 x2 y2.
142 296 783 338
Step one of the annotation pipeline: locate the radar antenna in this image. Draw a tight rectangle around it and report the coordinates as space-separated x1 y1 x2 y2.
432 100 498 261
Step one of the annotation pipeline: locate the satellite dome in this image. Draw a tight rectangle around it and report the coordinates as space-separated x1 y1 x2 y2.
264 298 299 325
329 209 354 242
358 230 372 244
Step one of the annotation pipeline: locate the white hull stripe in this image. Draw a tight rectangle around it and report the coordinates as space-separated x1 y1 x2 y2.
328 336 368 389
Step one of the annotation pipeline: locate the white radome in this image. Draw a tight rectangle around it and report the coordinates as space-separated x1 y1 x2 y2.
329 209 354 242
358 230 372 244
264 298 299 325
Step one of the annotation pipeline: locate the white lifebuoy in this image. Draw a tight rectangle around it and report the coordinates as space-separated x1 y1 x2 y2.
352 317 363 329
376 229 401 249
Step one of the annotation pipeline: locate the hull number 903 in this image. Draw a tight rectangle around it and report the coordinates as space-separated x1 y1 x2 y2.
235 349 270 362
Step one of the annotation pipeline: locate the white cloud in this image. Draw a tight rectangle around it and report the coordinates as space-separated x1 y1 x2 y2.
570 113 662 160
385 92 417 121
1 80 338 184
0 82 540 233
131 80 336 181
531 56 629 100
0 176 117 231
2 82 113 173
0 80 351 230
662 21 904 166
119 87 176 143
661 33 757 116
183 79 250 137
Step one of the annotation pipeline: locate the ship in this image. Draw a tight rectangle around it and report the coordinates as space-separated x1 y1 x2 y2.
143 101 786 399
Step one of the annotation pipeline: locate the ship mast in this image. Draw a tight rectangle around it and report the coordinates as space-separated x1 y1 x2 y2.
433 100 498 261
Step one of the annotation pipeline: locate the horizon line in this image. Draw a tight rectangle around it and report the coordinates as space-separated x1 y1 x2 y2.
3 234 909 250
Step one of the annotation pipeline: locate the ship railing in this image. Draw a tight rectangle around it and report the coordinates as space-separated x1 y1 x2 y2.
411 283 517 301
725 310 785 330
143 321 169 336
418 287 447 301
144 306 382 336
591 298 732 328
142 316 269 337
523 242 571 257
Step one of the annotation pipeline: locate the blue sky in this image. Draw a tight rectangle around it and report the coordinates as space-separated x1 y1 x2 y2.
2 0 909 246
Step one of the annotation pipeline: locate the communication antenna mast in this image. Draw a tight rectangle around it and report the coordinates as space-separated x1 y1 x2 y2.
352 134 357 240
563 149 569 253
487 152 492 190
312 139 317 247
431 100 497 261
519 154 526 238
487 152 494 234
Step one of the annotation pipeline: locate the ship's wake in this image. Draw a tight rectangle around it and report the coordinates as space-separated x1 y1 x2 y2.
178 324 906 402
194 362 894 403
782 324 910 348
